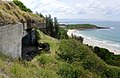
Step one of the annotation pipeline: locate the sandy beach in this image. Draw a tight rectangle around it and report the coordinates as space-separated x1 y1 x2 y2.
67 29 120 54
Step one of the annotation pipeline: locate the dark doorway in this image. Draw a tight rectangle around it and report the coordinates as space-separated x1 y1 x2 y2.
22 29 39 61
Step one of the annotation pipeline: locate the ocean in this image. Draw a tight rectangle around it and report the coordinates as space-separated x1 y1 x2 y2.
59 19 120 54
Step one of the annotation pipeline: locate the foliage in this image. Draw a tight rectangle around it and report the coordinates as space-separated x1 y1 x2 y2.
57 39 82 63
45 15 68 39
58 27 68 39
104 66 120 78
57 39 107 74
13 0 32 13
54 17 60 38
45 15 54 37
36 11 44 18
71 34 84 43
57 39 120 77
66 24 97 29
57 62 81 78
37 54 54 65
35 29 41 41
93 46 120 67
0 31 120 78
35 29 59 55
0 1 44 26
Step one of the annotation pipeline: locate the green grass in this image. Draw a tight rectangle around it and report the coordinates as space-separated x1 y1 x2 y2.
35 29 59 55
0 29 120 78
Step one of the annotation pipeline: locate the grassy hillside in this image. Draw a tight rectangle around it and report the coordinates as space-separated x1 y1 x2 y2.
0 0 44 26
0 29 120 78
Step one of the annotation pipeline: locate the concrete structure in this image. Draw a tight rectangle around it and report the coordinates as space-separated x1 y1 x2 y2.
0 22 45 59
0 23 23 58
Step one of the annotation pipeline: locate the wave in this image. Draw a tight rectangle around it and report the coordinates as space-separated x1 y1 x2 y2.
73 31 120 48
67 29 120 54
92 39 120 48
110 27 115 29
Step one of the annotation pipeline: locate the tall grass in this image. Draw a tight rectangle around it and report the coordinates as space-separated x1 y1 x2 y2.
0 1 44 26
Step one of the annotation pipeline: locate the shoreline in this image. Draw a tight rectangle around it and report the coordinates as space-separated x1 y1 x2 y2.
67 29 120 55
60 24 110 30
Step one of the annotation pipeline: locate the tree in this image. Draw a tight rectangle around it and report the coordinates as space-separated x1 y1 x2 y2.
45 15 68 39
36 11 44 18
45 15 54 37
54 17 59 38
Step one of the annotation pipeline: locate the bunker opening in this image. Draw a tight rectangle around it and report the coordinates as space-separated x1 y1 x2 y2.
22 29 50 61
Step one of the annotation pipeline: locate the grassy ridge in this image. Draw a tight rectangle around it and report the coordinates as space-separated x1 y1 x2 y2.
0 1 44 26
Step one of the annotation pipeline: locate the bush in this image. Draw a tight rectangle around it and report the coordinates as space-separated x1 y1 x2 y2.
104 66 120 78
57 62 81 78
93 47 112 61
93 46 120 67
37 54 54 65
58 27 68 39
57 39 82 63
57 39 107 75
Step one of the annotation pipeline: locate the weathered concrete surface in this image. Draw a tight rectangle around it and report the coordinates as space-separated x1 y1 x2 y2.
0 23 23 58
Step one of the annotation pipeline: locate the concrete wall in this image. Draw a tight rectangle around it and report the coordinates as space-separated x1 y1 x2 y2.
0 23 23 58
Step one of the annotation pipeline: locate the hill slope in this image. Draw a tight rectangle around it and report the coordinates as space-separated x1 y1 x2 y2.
0 0 44 26
0 29 120 78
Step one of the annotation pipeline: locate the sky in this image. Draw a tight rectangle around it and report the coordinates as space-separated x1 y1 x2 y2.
19 0 120 21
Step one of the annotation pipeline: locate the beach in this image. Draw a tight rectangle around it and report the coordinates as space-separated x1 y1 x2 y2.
67 29 120 54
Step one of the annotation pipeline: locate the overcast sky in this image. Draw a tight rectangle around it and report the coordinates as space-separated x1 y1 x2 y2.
19 0 120 21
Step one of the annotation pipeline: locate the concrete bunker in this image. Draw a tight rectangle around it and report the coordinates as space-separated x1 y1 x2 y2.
0 22 50 60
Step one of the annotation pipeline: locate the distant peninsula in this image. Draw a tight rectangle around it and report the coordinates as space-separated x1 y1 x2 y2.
59 24 110 30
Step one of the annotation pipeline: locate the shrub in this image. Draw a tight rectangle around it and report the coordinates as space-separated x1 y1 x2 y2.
57 39 82 63
58 27 68 39
37 54 54 65
104 66 120 78
57 62 81 78
93 46 120 67
57 39 107 75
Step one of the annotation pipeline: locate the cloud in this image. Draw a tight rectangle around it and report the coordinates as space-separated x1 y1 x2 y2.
19 0 120 21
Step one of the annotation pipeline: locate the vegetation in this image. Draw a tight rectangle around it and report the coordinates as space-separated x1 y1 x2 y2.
71 34 84 43
72 36 120 67
58 27 69 39
57 39 120 78
36 11 44 18
45 15 68 39
13 0 32 13
0 0 44 26
93 46 120 67
0 29 120 78
0 0 120 78
66 24 97 29
45 15 55 37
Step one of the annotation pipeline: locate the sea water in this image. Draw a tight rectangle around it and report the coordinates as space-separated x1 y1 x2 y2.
59 19 120 54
